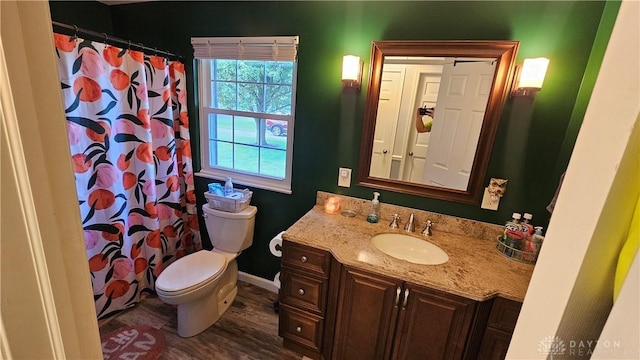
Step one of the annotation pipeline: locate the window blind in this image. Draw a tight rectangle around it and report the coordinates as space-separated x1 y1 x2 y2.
191 36 299 61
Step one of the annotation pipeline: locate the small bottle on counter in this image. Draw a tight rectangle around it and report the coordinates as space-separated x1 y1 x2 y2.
532 226 545 250
506 231 524 258
524 226 545 262
521 213 534 239
367 192 381 223
533 226 544 236
502 212 522 242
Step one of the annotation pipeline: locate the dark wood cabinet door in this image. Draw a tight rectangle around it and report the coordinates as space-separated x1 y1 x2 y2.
392 284 476 360
474 297 521 360
331 267 403 360
477 327 512 360
486 297 521 332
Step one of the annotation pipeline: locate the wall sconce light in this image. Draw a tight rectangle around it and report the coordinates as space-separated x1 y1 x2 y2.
342 55 363 90
511 57 550 97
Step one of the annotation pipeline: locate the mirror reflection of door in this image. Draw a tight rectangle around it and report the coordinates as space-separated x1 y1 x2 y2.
369 57 495 191
404 72 441 183
422 59 496 190
369 59 445 181
369 66 405 178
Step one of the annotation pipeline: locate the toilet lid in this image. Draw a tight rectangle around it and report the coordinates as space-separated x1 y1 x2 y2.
156 250 226 293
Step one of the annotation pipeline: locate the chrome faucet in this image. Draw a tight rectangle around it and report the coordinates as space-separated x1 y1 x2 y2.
404 213 415 232
421 220 434 236
389 214 400 229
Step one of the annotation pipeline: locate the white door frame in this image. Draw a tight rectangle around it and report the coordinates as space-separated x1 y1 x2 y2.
1 1 102 358
508 1 639 357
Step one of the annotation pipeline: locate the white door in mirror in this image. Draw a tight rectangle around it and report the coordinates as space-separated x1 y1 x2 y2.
422 60 496 190
370 67 404 178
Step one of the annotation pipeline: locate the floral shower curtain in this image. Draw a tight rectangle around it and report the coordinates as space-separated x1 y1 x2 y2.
54 33 201 318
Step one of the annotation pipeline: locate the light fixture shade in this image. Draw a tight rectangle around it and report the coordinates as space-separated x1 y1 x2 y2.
342 55 362 89
518 57 549 89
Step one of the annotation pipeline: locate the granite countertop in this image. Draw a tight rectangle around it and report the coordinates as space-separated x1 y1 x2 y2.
282 196 535 303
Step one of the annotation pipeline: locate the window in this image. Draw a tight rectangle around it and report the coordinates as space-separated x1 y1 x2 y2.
192 36 299 194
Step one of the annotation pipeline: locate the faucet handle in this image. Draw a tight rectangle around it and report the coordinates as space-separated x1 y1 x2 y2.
389 214 400 228
421 220 434 236
404 213 416 232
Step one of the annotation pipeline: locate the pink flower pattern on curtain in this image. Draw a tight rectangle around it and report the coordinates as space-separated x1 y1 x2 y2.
54 33 201 318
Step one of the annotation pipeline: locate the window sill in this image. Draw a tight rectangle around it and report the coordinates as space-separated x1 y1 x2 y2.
196 170 292 195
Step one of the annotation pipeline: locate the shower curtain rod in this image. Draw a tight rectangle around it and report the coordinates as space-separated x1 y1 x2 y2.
51 21 184 61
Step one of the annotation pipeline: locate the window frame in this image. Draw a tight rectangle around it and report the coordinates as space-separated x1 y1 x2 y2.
193 37 298 194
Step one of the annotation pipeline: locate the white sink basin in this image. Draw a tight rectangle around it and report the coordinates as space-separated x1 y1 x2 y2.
371 233 449 265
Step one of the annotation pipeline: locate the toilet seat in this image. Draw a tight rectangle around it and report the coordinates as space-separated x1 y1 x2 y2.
156 250 227 296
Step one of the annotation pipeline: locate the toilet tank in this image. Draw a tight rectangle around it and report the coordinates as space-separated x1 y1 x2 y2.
202 204 257 253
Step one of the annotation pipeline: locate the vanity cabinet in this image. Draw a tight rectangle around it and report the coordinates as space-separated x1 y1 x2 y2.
278 241 333 360
476 297 522 360
278 239 523 360
331 266 477 360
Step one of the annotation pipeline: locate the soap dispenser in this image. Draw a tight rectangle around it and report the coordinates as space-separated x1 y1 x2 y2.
367 192 381 223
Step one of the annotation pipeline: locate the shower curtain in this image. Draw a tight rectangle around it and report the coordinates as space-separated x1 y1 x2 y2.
54 33 201 318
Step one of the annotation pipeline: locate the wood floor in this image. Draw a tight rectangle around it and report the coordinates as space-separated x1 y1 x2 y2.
98 281 304 360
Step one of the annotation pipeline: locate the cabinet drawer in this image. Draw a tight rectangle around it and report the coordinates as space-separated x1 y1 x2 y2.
282 241 330 277
279 304 324 353
280 267 327 315
488 298 522 332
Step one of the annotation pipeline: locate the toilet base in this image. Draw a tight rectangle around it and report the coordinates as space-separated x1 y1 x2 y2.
174 260 239 338
217 284 237 318
176 285 238 338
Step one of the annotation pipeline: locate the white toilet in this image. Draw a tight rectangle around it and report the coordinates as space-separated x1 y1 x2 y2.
156 203 257 337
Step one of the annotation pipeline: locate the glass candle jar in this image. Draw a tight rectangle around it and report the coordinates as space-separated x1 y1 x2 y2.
324 196 341 214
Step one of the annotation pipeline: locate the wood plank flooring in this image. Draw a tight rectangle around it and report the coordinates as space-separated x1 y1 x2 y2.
98 281 303 360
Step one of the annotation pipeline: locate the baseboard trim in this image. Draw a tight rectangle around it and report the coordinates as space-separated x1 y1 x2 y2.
238 271 279 294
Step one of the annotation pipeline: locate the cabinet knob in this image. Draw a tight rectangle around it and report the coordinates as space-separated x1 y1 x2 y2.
395 287 401 306
301 255 308 263
296 326 302 333
298 288 305 296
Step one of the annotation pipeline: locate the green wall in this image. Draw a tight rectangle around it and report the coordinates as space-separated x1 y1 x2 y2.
49 1 617 281
49 0 113 34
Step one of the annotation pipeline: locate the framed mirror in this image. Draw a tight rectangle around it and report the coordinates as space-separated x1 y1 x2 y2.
357 40 519 205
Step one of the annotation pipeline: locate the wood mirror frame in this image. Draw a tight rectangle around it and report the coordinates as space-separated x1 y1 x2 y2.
357 40 519 205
